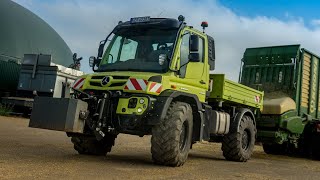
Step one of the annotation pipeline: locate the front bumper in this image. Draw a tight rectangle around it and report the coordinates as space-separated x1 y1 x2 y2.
29 94 159 134
115 95 156 134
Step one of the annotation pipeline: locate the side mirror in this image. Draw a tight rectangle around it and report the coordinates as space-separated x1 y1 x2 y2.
189 35 199 52
89 56 95 67
98 42 105 58
189 35 200 62
189 53 200 62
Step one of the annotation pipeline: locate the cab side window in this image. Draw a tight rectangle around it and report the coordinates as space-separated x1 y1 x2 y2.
108 36 122 63
180 32 190 78
180 32 204 78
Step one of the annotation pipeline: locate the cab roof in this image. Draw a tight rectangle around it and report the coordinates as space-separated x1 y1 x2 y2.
114 18 182 32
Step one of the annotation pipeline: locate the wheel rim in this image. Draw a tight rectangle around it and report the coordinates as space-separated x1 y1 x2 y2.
179 121 188 151
242 129 251 150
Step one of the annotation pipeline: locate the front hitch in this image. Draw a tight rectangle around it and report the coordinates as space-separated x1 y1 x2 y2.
74 89 114 141
92 92 112 140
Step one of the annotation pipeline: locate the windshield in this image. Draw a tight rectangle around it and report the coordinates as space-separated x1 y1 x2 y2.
98 28 178 73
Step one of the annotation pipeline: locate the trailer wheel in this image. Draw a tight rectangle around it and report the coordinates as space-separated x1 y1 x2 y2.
262 143 284 155
71 135 116 156
151 101 193 167
300 122 320 159
222 115 256 162
310 130 320 160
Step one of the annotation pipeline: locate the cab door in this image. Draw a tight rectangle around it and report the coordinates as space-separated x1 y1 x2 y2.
175 29 209 102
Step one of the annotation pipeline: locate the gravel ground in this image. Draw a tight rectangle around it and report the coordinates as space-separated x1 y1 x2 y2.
1 116 320 180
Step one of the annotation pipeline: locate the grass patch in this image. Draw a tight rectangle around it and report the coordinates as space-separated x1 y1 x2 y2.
0 103 14 116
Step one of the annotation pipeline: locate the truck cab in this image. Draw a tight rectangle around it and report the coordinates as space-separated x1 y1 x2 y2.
88 17 214 103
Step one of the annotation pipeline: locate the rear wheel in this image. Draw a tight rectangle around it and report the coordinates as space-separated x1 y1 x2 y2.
71 134 116 156
222 115 256 162
151 101 193 167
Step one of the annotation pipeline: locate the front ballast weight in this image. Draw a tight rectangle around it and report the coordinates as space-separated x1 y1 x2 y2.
29 97 88 133
29 88 113 137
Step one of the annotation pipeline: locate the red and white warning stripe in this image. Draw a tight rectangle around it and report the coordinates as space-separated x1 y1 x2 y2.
73 78 85 89
124 78 148 91
149 82 162 93
254 95 260 103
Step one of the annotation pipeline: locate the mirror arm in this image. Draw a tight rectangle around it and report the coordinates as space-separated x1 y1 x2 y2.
181 32 190 37
168 57 179 74
176 69 180 75
92 61 97 72
176 61 189 75
169 67 179 74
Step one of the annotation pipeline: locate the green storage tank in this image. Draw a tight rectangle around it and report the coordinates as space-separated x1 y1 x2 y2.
0 0 73 95
0 58 20 95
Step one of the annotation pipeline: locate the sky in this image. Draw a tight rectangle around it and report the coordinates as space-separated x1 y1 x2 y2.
13 0 320 81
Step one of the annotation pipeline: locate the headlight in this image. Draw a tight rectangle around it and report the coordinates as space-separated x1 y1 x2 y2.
139 98 145 104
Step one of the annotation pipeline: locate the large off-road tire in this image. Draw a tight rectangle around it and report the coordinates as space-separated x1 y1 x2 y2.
151 101 193 167
71 134 116 156
262 143 285 155
299 122 320 159
310 130 320 160
222 115 256 162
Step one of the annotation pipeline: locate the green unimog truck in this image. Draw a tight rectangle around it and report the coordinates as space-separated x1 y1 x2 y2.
29 16 263 166
240 45 320 158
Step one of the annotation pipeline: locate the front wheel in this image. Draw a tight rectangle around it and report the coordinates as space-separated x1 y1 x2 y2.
222 115 256 162
151 101 193 167
71 134 116 156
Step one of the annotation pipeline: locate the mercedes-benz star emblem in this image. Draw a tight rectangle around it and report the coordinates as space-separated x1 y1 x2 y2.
101 76 111 86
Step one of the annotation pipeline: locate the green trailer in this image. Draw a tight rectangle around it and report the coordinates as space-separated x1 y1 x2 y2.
240 44 320 158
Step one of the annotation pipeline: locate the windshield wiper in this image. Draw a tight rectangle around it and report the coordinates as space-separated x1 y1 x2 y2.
97 68 118 72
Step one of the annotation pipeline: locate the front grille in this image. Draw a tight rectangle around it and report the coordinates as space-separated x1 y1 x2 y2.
89 75 128 88
109 82 126 87
89 82 102 87
89 82 127 87
91 76 105 80
113 76 130 79
91 76 129 80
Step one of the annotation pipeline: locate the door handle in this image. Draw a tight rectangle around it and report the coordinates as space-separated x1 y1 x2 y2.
200 80 206 84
